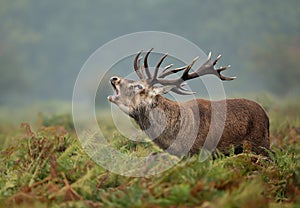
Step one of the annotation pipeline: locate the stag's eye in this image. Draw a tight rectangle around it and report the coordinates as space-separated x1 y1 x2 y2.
135 84 144 90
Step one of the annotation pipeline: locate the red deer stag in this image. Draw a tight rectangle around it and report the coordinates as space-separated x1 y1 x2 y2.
108 49 270 157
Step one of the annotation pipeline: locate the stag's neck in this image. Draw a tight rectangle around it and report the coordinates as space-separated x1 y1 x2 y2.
130 95 180 131
131 95 205 155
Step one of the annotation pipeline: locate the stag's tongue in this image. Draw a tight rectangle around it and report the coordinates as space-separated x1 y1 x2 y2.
114 87 119 96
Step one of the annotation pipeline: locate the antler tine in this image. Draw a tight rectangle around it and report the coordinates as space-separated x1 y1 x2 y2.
181 56 200 80
216 65 236 80
134 50 145 80
217 64 231 72
207 51 212 60
163 64 174 72
144 48 153 79
151 53 168 84
171 87 196 95
158 66 186 78
153 56 200 87
138 56 143 67
213 54 222 65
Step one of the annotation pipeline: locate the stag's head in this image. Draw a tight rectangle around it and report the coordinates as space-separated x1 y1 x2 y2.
108 76 175 114
108 48 235 115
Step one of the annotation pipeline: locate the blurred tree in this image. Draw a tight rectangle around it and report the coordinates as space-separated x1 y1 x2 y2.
249 35 300 96
0 45 29 103
0 0 299 101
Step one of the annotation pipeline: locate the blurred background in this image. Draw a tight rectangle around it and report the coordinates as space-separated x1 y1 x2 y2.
0 0 299 123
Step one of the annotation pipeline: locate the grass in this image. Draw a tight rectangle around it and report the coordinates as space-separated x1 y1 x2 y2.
0 98 300 207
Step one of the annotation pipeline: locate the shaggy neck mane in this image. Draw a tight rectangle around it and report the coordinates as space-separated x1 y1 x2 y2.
130 95 180 131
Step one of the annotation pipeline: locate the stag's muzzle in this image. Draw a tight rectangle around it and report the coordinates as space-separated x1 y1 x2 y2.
108 76 120 103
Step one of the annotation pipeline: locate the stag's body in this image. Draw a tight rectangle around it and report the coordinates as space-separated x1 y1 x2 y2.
108 49 270 157
131 95 269 156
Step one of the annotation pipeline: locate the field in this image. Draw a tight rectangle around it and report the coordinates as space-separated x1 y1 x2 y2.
0 97 300 208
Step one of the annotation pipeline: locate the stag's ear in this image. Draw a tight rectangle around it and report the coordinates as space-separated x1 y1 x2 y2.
153 85 175 95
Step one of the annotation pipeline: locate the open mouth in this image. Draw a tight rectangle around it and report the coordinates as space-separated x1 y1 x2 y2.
108 82 120 103
112 83 119 96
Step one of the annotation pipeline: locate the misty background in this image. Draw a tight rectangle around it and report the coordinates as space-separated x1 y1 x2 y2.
0 0 299 121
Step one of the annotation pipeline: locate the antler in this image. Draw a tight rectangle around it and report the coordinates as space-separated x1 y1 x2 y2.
133 49 236 95
133 50 144 80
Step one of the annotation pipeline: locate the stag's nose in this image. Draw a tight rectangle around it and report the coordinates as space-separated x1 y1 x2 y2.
110 76 120 84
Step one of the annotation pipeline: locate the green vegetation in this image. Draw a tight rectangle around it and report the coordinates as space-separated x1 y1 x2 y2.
0 99 299 207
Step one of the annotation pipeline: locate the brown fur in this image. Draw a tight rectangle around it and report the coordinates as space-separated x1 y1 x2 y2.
130 95 270 157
